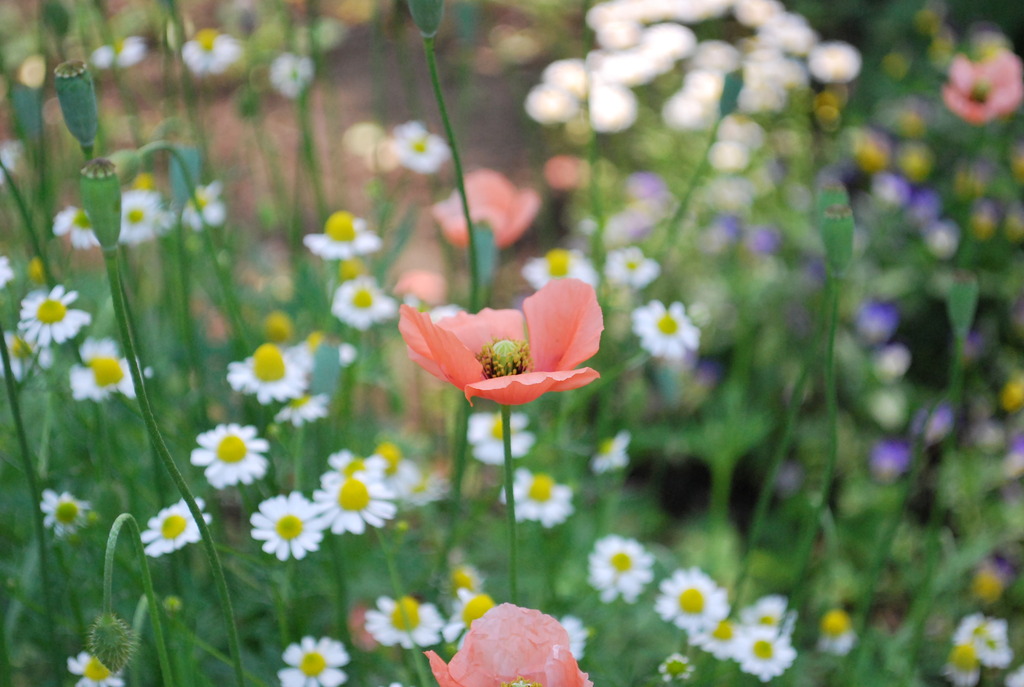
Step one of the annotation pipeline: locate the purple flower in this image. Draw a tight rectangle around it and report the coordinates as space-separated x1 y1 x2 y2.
1004 434 1024 479
870 438 911 483
745 226 782 255
626 171 670 206
693 359 723 390
964 330 985 363
872 172 912 207
912 402 954 445
700 214 742 254
855 301 900 345
907 186 942 226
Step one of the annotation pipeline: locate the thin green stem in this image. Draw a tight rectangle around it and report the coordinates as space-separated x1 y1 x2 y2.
328 536 353 649
422 36 481 311
102 513 174 686
654 117 722 258
436 401 470 576
376 529 432 687
101 251 246 687
501 404 519 604
0 597 11 687
0 156 53 285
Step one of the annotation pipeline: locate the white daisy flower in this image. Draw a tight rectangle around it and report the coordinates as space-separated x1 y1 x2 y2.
560 615 588 659
370 441 423 501
392 121 451 174
0 255 12 288
604 247 660 289
53 206 100 249
18 285 92 347
251 492 326 562
327 450 389 479
339 343 358 366
278 636 350 687
226 343 309 405
503 468 574 528
589 82 638 133
364 595 444 649
817 609 856 656
1 332 54 380
807 41 862 84
312 469 396 535
91 36 147 69
41 489 91 537
119 189 170 245
943 643 980 687
182 29 242 76
739 594 790 630
588 534 654 603
450 564 484 596
269 52 314 99
658 653 695 682
655 568 730 634
190 423 269 489
953 614 1013 669
735 625 797 682
441 588 497 643
0 140 23 186
69 338 135 401
467 411 535 465
67 651 123 687
275 394 331 427
331 276 397 330
631 300 700 363
305 211 382 260
590 430 631 474
1006 665 1024 687
140 498 210 558
181 181 227 230
404 468 448 507
691 618 741 660
525 84 580 125
522 248 599 290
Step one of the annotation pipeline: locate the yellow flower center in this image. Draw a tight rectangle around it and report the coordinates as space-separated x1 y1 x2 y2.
84 656 112 681
678 588 704 614
11 336 33 359
133 173 156 191
546 248 571 277
73 209 91 228
412 137 429 153
263 311 294 343
339 258 365 281
338 478 370 511
949 643 978 671
759 614 778 626
821 609 851 637
216 435 247 463
452 567 475 591
36 299 67 324
610 552 633 572
352 288 374 309
376 441 402 475
252 343 286 382
390 595 421 631
711 619 733 640
306 331 325 351
289 395 311 409
325 211 358 242
461 593 495 625
113 38 125 55
528 474 555 502
90 357 124 387
161 514 187 540
275 515 304 540
195 29 219 52
194 190 209 209
502 678 542 687
55 500 80 524
299 651 327 676
127 208 145 224
598 437 616 454
972 569 1004 603
657 314 679 335
625 259 640 270
490 415 504 439
752 639 774 660
28 257 45 284
342 457 366 477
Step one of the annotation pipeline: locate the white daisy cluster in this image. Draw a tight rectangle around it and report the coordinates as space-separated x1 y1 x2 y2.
54 187 173 249
943 613 1014 687
468 411 536 465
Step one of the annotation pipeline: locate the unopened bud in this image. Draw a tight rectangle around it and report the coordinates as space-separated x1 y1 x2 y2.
947 272 978 344
80 159 122 251
106 149 142 185
406 0 445 38
718 72 743 118
54 61 98 155
87 613 137 673
821 204 854 277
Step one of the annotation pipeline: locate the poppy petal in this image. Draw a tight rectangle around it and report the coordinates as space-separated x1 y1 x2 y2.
464 368 599 406
399 305 483 390
524 278 603 371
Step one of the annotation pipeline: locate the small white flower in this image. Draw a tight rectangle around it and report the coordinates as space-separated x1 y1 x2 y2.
18 285 92 347
817 609 856 656
140 498 210 557
739 595 790 630
591 430 631 474
182 181 227 230
943 643 981 687
190 423 269 489
312 468 396 535
543 58 588 98
227 343 309 405
632 300 700 362
182 29 242 76
91 36 147 69
655 567 730 634
503 468 574 528
278 636 350 687
0 255 12 288
67 651 123 687
331 276 397 330
525 84 580 125
691 618 741 660
441 588 497 643
604 247 660 289
370 441 423 501
53 206 100 249
251 492 327 562
41 489 91 537
364 595 444 649
560 615 588 659
392 121 451 174
589 82 638 133
450 564 484 596
70 338 135 401
275 394 331 427
119 190 170 245
807 41 862 84
588 534 655 603
658 652 695 682
953 614 1013 669
734 625 797 682
522 248 599 290
0 140 23 186
1006 664 1024 687
1 332 53 381
467 411 535 465
269 52 314 99
305 211 382 260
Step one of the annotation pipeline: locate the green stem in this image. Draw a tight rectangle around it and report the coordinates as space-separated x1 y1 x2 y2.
102 513 174 686
296 88 328 221
328 536 353 649
422 36 481 311
375 529 432 687
501 404 519 603
0 156 53 285
101 251 246 687
0 597 11 687
436 401 470 576
655 117 722 258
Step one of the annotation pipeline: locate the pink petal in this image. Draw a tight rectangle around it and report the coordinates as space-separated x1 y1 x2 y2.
398 306 484 390
438 308 526 354
464 368 599 406
524 279 603 372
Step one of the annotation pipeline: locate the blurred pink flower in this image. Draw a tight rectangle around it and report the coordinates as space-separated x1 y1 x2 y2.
395 270 448 306
425 603 592 687
942 50 1024 125
432 170 540 249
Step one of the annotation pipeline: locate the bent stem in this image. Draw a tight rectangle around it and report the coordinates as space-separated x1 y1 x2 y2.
102 513 173 686
101 250 246 687
501 404 520 604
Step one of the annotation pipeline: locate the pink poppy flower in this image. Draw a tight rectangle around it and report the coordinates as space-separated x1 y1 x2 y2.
432 170 541 249
398 278 601 406
942 50 1024 125
425 603 592 687
394 270 448 306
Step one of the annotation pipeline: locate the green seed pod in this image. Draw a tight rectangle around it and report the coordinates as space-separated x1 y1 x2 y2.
947 272 978 344
816 181 849 222
406 0 444 38
821 204 854 277
80 159 122 251
54 61 98 154
87 613 138 674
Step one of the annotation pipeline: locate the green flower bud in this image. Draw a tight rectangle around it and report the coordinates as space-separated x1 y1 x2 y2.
80 159 122 251
947 272 978 344
816 182 849 222
718 73 743 119
87 613 137 674
821 204 854 277
106 149 142 185
406 0 445 38
54 61 99 155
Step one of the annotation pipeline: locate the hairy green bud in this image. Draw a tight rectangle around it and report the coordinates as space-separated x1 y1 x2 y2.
87 613 137 673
